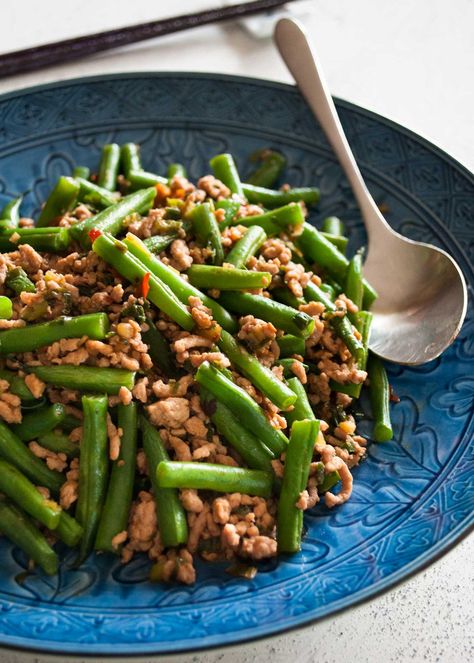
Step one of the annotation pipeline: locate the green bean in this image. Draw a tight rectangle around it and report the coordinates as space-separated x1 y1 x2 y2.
76 394 109 562
200 388 274 472
120 143 142 176
277 334 306 357
60 412 82 433
319 282 336 300
187 265 271 290
235 203 304 235
321 216 345 236
247 148 286 188
12 403 66 441
38 430 79 458
319 470 340 493
55 511 83 547
72 166 90 180
367 354 393 442
210 153 244 197
285 377 315 428
0 459 62 530
76 177 118 209
320 231 348 253
123 233 237 333
0 420 64 493
277 419 319 553
0 369 35 401
142 315 179 378
0 227 70 252
242 183 319 208
218 329 296 410
0 312 109 355
97 143 120 191
215 199 241 228
272 287 305 309
5 267 36 294
71 187 156 247
92 233 194 330
29 365 135 394
143 233 177 253
304 281 364 362
95 403 138 553
330 311 372 398
195 361 288 457
37 176 80 227
140 415 188 548
188 203 224 265
127 170 167 190
276 358 308 380
345 251 364 326
0 195 22 229
225 225 266 268
167 163 187 179
0 296 12 319
0 499 58 575
157 461 273 498
218 292 314 338
298 223 377 307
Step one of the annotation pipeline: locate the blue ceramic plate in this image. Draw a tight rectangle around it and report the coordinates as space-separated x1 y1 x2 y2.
0 73 472 656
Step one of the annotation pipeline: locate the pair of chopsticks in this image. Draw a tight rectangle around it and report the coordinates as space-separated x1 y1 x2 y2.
0 0 296 79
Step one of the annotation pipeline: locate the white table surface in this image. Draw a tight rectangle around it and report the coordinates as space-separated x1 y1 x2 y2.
0 2 472 662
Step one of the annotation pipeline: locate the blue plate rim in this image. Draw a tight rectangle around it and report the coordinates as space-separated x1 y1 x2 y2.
0 71 472 657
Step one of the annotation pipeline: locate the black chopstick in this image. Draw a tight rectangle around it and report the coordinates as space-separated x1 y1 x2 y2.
0 0 296 80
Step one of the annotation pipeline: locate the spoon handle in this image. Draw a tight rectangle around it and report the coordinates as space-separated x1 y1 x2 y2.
274 18 390 241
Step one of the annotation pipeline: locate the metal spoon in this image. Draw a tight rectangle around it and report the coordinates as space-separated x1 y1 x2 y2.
274 18 467 365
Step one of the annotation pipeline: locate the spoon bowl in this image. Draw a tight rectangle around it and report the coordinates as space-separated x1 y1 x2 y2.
274 18 467 364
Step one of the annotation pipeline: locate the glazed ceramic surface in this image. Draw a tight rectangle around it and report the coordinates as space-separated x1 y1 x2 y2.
0 73 472 656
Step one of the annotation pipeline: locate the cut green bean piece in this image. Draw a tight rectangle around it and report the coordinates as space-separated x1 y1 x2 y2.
0 499 58 575
167 163 187 179
215 199 241 229
277 419 319 553
242 183 319 208
277 334 306 357
55 511 83 547
330 311 373 398
143 233 178 254
210 153 244 197
345 251 364 326
276 358 308 380
37 177 80 227
29 365 135 395
0 227 71 253
123 233 237 333
92 233 194 330
218 291 314 338
12 403 66 441
0 313 109 355
5 267 36 295
195 361 288 457
38 430 79 458
0 420 64 493
128 170 167 190
320 231 348 253
247 148 286 188
0 195 22 229
0 459 62 530
319 470 340 493
142 315 179 378
200 388 274 472
218 329 296 410
76 395 109 562
321 216 345 236
367 354 393 442
120 143 142 176
157 461 273 498
225 225 266 268
235 203 304 235
76 177 118 209
0 296 12 320
72 166 90 180
140 415 188 548
188 203 224 265
272 287 305 310
285 377 316 427
97 143 120 191
96 403 138 553
71 187 156 247
187 265 271 290
0 369 35 401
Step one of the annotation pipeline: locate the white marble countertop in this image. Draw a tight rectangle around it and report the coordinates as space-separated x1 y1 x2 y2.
0 2 472 661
